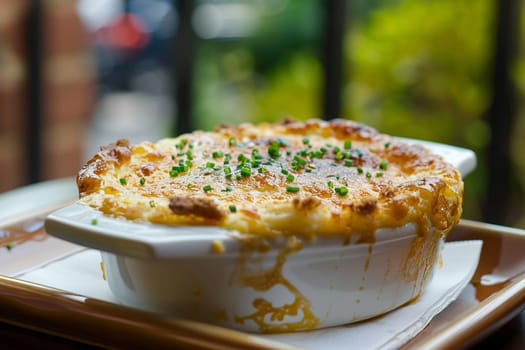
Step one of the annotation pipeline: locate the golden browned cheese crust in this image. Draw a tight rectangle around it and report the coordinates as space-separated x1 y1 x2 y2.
77 119 463 239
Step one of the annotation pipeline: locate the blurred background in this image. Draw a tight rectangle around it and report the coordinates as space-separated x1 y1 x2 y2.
0 0 523 228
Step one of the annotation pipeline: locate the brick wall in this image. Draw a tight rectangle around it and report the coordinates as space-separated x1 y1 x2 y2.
0 0 96 192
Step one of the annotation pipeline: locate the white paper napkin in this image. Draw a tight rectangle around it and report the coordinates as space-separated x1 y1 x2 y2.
17 241 482 350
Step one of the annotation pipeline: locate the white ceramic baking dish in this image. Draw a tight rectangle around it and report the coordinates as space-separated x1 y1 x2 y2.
45 139 476 333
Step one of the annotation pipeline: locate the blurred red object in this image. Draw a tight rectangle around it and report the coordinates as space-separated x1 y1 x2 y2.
96 13 149 50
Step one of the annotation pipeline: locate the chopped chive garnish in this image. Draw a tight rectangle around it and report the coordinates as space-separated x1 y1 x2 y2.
119 178 127 185
187 183 193 189
376 172 384 177
384 142 391 149
139 177 146 185
258 167 267 173
333 146 341 153
171 154 175 160
149 200 156 208
240 166 251 177
212 151 223 158
91 218 98 225
327 180 334 188
286 174 295 182
366 172 372 178
344 159 353 167
379 161 388 170
169 169 179 177
286 185 300 193
303 138 310 145
203 185 212 192
5 242 16 250
281 169 289 175
228 137 236 146
206 161 215 168
335 186 349 196
225 186 233 192
224 167 232 175
229 205 237 213
185 150 193 160
268 142 281 159
357 167 364 174
236 174 242 180
293 156 307 166
344 140 352 150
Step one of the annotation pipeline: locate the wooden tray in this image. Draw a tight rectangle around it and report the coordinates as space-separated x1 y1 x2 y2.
1 178 524 349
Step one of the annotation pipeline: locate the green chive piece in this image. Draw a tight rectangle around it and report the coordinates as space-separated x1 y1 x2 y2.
286 174 295 182
212 151 223 158
344 159 353 167
286 185 300 193
366 172 372 178
228 137 236 146
241 166 251 177
236 174 242 180
169 169 179 177
327 181 334 188
344 140 352 150
5 242 16 251
258 167 267 174
229 205 237 213
203 185 212 192
303 138 310 145
268 142 281 159
206 162 215 168
149 200 156 208
335 186 349 196
357 167 364 174
225 186 233 192
281 169 289 175
91 218 98 225
384 142 391 149
119 178 127 185
139 177 146 185
379 161 388 170
376 172 384 177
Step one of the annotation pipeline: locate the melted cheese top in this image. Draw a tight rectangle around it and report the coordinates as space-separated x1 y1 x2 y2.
77 119 463 240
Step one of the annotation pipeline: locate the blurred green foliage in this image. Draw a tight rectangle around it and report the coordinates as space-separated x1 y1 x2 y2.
344 0 494 220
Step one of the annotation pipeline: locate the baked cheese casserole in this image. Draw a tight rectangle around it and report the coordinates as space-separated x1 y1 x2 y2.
77 119 463 240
